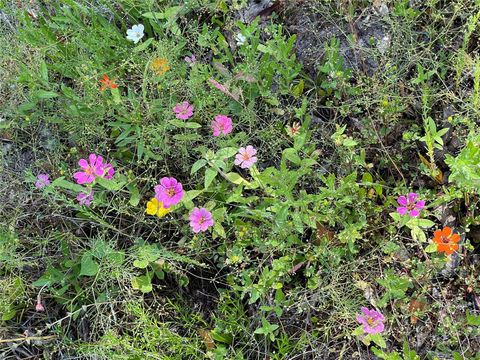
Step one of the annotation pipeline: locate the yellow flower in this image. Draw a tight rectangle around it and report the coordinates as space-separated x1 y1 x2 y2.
146 198 171 218
151 57 170 76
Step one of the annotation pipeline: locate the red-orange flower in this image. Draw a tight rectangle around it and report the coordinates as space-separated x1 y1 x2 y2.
433 227 460 255
99 74 117 91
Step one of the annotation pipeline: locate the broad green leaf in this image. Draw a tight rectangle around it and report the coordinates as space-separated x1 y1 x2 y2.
169 119 201 129
182 189 203 209
97 177 126 191
133 259 149 269
204 168 218 189
133 37 154 52
407 218 435 228
369 333 387 348
216 147 238 158
466 310 480 326
128 185 140 206
51 177 85 193
35 90 58 99
424 243 437 253
282 148 301 165
213 222 226 238
225 172 249 185
131 275 152 293
80 254 99 276
191 159 207 174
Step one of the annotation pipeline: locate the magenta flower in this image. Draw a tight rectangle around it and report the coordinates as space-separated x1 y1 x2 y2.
35 174 50 188
77 189 94 206
356 307 385 335
189 207 214 233
396 192 425 217
173 101 194 120
73 154 105 184
184 54 196 66
211 115 233 137
103 163 115 180
234 146 258 169
154 177 184 207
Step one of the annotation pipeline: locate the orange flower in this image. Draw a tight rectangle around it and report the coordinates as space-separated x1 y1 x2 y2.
433 227 460 255
99 74 117 91
151 57 170 76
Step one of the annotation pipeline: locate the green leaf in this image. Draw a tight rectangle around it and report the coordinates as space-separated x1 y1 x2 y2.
407 218 435 228
96 177 126 191
182 190 203 210
128 185 141 206
35 90 58 99
466 310 480 326
51 177 85 193
424 243 437 253
133 259 149 269
131 275 152 293
282 148 301 165
213 222 226 238
39 61 48 83
369 333 387 348
133 37 154 52
169 119 202 129
2 310 16 321
204 168 218 189
191 159 207 175
216 147 238 158
80 254 99 276
225 172 250 185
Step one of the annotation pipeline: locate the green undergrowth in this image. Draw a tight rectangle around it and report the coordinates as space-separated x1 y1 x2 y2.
1 0 480 359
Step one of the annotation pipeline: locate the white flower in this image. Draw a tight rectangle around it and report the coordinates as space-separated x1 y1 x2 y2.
126 24 144 44
235 33 247 46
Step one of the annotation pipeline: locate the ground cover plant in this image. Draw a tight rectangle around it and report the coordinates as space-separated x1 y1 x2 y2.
1 0 480 358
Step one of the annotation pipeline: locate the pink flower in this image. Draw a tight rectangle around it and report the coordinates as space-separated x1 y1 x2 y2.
35 174 50 188
73 154 105 184
35 300 45 312
211 115 233 137
356 307 385 334
77 189 94 206
103 163 115 180
184 54 196 65
173 101 194 120
154 177 184 207
189 207 214 233
396 192 425 217
234 146 258 169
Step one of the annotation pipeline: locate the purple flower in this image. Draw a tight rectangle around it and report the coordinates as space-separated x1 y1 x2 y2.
77 189 94 206
73 154 105 185
396 192 425 217
189 207 214 233
35 174 50 188
103 163 115 180
184 54 196 66
173 101 194 120
356 307 385 334
154 177 184 207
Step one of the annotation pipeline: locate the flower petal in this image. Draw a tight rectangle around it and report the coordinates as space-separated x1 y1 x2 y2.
407 192 418 203
397 196 408 206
